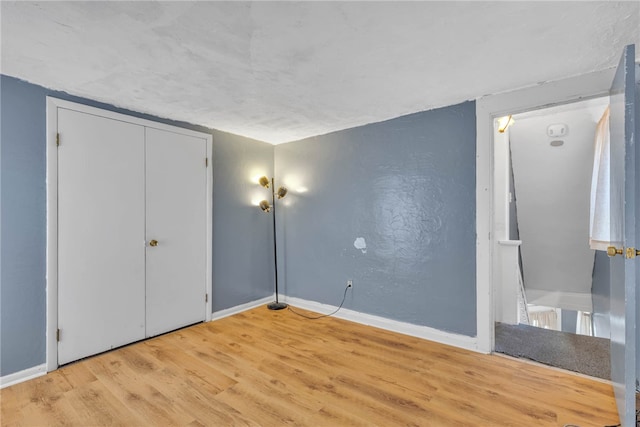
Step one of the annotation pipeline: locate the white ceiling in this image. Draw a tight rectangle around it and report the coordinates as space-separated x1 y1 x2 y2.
1 1 638 144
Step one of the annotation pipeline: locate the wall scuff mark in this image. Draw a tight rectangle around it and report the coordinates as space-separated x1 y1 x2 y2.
354 237 367 254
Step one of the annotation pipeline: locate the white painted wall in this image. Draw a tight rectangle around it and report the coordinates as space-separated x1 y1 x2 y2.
496 239 522 324
510 99 608 311
492 123 523 324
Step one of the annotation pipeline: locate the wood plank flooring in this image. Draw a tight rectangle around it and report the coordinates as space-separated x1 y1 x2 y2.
1 306 619 426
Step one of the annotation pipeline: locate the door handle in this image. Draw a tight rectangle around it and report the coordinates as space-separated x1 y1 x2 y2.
149 239 159 247
607 246 623 257
607 246 639 258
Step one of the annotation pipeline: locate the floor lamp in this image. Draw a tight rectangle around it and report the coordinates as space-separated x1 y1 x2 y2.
258 176 288 310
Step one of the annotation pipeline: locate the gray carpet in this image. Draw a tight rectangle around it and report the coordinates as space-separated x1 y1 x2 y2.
494 322 610 380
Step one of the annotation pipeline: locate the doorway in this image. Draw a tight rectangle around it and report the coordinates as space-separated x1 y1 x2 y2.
476 48 638 425
491 96 611 379
475 68 616 355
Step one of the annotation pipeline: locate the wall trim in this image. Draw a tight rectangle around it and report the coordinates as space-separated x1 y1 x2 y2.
282 296 479 353
475 67 615 354
0 364 46 389
210 295 274 321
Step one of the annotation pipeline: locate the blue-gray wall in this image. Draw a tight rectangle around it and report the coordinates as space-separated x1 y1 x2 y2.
592 250 610 339
1 75 47 376
0 75 273 377
561 309 577 333
211 133 274 311
275 101 477 336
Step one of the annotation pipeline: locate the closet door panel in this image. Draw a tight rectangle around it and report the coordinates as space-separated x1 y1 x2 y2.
145 128 207 337
57 109 146 365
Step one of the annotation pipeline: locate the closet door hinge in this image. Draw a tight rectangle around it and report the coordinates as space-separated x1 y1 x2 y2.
56 133 60 147
205 158 208 167
205 293 208 303
56 328 61 342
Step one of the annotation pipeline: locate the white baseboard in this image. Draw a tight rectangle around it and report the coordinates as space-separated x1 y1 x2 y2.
1 364 46 389
282 296 480 353
210 295 275 321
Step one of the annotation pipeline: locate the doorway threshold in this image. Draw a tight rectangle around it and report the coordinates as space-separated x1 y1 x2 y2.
494 322 610 380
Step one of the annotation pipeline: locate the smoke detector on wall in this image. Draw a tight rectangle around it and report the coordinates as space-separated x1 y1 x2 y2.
547 123 568 137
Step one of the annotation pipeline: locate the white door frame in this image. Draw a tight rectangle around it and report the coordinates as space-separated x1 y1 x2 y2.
475 68 615 353
46 97 213 371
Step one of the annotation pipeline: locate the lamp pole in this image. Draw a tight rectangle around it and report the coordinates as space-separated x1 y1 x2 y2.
268 177 287 310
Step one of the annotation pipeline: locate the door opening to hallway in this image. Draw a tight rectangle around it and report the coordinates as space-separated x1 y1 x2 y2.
493 96 612 380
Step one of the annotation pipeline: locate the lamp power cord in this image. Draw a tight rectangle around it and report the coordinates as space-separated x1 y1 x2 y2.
287 285 351 320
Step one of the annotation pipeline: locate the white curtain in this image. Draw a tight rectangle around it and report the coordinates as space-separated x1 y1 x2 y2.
576 311 593 336
589 107 611 250
529 308 558 330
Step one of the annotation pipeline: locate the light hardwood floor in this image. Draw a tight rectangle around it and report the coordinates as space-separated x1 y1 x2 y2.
1 306 619 426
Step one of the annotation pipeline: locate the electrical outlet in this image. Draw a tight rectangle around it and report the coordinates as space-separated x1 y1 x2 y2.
347 280 353 288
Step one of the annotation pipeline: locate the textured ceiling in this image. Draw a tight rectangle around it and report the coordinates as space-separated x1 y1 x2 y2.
1 1 639 144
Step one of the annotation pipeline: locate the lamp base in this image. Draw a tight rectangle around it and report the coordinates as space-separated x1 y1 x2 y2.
267 301 288 310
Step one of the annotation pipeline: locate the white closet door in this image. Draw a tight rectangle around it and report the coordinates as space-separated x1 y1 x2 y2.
145 128 207 337
57 109 146 365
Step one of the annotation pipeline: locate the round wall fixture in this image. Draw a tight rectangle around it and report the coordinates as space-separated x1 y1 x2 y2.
550 139 564 147
547 123 568 137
